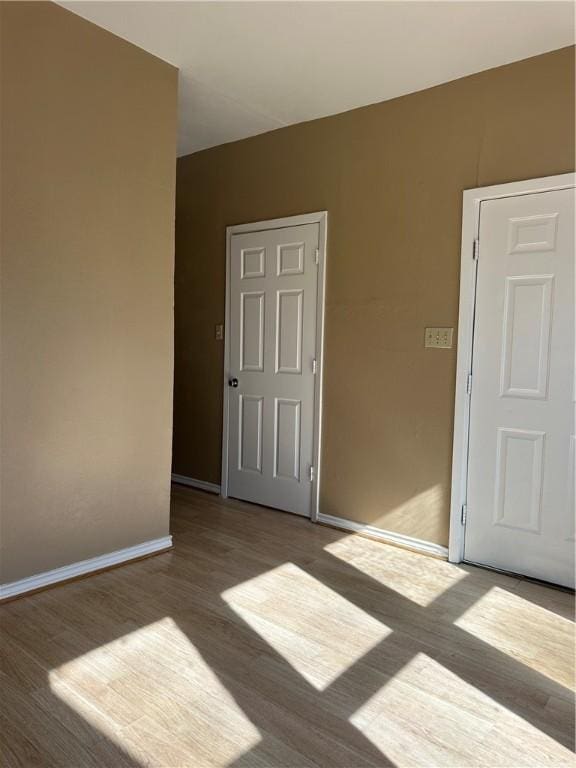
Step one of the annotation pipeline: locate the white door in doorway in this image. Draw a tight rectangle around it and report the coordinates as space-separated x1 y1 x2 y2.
465 187 575 587
225 220 322 517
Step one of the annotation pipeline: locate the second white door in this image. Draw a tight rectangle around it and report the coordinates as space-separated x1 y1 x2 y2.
225 221 320 517
465 187 575 587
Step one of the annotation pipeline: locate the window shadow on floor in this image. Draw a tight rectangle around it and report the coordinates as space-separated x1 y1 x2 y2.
1 487 573 766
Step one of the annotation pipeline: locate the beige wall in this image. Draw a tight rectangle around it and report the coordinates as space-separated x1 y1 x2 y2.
0 2 177 583
174 46 575 547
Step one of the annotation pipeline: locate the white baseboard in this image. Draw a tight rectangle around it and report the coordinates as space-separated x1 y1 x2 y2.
317 513 449 559
171 473 221 495
0 535 173 601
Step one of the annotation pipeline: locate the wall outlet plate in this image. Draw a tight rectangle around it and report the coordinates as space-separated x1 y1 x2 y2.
215 324 224 341
425 327 454 349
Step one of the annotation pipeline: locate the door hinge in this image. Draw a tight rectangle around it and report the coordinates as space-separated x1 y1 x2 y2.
308 466 315 482
466 373 473 395
461 503 468 525
312 358 317 375
473 239 479 261
315 248 320 265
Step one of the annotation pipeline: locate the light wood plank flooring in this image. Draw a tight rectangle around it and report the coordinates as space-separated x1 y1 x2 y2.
1 485 574 767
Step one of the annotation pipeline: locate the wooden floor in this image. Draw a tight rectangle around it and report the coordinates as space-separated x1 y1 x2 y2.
1 485 574 768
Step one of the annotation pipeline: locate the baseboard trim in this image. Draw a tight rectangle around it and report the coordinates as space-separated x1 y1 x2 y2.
0 536 173 602
317 513 449 559
171 473 221 495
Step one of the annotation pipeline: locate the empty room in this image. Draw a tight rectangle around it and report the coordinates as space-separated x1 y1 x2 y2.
0 1 574 766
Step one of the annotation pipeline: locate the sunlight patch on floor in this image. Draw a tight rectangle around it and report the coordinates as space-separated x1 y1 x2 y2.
350 652 574 768
222 562 391 690
48 617 261 766
323 533 467 607
455 586 575 688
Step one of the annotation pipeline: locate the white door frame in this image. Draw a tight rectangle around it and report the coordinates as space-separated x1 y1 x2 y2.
221 211 328 522
449 173 575 563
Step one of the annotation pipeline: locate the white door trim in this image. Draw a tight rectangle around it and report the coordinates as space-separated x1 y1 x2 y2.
449 173 575 563
221 211 328 522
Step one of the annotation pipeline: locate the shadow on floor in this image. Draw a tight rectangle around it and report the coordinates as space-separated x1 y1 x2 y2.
1 486 574 767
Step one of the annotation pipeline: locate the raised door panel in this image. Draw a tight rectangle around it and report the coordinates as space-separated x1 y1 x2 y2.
240 292 265 372
239 395 263 473
277 242 304 276
241 247 266 279
274 398 301 481
499 276 553 399
507 213 558 254
493 428 544 533
275 290 303 374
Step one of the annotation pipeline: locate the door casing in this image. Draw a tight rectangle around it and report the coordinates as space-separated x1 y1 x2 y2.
449 173 575 564
221 212 328 521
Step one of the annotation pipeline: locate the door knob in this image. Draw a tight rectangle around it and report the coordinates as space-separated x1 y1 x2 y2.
229 378 239 388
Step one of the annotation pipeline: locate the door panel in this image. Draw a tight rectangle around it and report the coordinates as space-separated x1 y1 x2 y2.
227 223 319 516
240 292 265 371
239 395 263 473
276 290 303 373
274 398 301 481
465 188 575 587
500 276 553 399
493 427 544 533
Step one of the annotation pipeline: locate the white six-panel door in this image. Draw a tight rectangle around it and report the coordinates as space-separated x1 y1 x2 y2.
465 188 575 587
226 222 320 517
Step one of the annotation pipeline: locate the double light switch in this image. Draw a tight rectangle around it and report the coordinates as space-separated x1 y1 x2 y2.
425 327 454 349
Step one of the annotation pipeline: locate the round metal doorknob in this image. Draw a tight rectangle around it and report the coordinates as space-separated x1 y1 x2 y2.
229 378 239 388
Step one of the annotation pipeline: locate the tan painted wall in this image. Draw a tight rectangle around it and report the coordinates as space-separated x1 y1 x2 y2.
0 2 177 583
174 46 575 547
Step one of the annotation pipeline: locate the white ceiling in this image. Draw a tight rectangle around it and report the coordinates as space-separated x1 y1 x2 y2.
60 1 575 157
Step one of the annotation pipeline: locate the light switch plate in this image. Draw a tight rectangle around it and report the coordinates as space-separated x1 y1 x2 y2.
425 327 454 349
215 324 224 341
